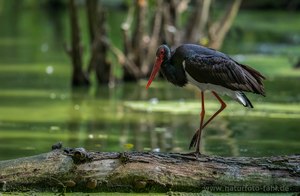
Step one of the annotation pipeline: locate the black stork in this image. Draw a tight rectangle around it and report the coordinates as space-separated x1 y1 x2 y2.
146 44 265 154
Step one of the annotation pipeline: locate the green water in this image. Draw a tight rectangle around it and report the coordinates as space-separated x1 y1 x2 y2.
0 4 300 160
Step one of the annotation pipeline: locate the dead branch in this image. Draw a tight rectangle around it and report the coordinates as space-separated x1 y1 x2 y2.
132 0 147 67
208 0 242 49
185 0 212 43
162 0 179 46
121 1 145 80
109 44 141 77
141 0 164 74
0 149 299 193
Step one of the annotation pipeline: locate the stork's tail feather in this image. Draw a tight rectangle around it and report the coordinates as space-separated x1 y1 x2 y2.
235 91 253 108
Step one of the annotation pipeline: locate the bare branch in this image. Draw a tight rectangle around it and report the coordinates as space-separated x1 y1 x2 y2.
208 0 242 49
184 0 212 43
109 44 141 78
132 0 148 67
141 0 164 74
162 0 179 46
121 2 134 55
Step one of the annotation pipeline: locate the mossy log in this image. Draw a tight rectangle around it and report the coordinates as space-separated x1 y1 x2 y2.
0 148 299 193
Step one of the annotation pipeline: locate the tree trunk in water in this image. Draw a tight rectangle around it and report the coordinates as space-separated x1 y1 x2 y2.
68 0 90 87
86 0 111 84
0 149 299 193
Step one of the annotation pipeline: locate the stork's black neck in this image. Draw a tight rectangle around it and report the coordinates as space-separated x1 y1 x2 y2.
159 46 188 87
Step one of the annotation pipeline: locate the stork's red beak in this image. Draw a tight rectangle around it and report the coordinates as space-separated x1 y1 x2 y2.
146 57 163 89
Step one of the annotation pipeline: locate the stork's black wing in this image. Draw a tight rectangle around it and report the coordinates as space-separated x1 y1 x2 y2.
184 55 265 95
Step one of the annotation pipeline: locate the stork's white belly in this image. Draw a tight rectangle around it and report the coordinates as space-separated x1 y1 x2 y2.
185 67 251 107
182 60 251 107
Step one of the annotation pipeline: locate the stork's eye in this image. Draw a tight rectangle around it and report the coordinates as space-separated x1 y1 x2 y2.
156 46 166 57
160 49 165 55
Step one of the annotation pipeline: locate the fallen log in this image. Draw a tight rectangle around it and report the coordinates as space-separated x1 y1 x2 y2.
0 147 299 193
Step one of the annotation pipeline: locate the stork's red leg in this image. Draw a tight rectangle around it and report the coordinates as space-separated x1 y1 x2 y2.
194 91 205 154
202 91 227 129
189 91 227 152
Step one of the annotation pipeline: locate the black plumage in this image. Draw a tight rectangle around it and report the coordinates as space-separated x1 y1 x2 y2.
169 44 265 96
146 44 266 154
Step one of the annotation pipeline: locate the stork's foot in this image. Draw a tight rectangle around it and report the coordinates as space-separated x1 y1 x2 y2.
189 130 199 150
182 151 201 156
179 150 202 160
189 127 204 157
189 127 203 150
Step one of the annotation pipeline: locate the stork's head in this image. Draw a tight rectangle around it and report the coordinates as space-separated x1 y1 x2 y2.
146 45 171 89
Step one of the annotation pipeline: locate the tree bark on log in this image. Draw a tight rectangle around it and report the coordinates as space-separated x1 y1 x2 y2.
0 149 299 193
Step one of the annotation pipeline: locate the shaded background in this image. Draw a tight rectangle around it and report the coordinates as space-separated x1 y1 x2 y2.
0 0 299 160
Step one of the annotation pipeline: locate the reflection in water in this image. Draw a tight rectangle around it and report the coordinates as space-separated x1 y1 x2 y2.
66 85 193 153
67 88 90 147
66 85 176 153
203 120 239 156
